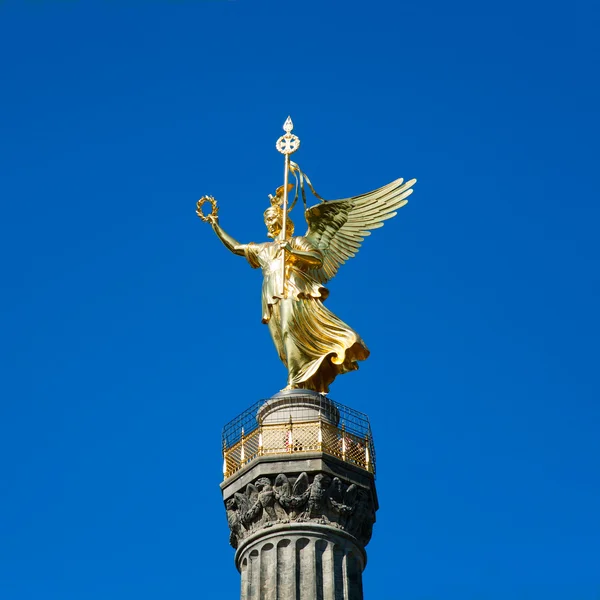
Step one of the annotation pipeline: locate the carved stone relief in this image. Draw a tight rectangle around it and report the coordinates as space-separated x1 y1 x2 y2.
224 471 376 549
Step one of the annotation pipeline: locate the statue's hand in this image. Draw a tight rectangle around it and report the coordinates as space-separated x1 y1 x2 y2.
207 214 219 226
277 240 293 254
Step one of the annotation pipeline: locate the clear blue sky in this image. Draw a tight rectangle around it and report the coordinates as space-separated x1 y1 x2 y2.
1 1 598 599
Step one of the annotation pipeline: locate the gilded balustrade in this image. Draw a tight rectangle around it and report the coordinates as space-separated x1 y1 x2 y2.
223 418 374 479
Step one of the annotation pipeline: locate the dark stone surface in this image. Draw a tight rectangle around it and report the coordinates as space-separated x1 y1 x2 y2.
222 454 377 552
237 527 365 600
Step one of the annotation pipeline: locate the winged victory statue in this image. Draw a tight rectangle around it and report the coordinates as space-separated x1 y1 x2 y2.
197 117 416 393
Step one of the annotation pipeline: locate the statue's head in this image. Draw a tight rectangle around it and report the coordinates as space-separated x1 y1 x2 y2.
264 203 294 239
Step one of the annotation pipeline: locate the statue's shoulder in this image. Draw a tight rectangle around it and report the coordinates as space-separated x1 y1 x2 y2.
248 240 272 252
293 235 312 249
245 241 273 268
294 236 321 255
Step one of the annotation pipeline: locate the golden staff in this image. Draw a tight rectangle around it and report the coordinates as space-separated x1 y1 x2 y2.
275 116 300 298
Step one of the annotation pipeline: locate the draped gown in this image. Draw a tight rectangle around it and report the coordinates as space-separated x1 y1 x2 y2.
244 235 369 393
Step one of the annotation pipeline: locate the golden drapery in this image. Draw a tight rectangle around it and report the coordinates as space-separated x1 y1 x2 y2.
244 236 369 393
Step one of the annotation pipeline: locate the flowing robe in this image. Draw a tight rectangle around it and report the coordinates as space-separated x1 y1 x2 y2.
244 236 369 393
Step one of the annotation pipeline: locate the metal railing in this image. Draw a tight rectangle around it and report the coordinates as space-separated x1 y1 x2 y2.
222 397 375 479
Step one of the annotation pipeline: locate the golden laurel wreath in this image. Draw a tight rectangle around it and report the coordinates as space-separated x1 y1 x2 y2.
196 195 218 222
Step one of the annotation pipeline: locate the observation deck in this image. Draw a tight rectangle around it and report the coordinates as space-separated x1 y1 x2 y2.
222 393 376 480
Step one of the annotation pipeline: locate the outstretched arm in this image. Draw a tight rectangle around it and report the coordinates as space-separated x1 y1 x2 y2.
208 215 247 256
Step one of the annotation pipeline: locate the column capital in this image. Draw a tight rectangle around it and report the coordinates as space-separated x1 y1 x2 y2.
223 462 376 552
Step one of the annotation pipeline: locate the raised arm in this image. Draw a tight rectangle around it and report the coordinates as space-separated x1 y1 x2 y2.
208 215 247 257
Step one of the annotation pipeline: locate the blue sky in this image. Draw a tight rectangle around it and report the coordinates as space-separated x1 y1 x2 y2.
1 1 598 599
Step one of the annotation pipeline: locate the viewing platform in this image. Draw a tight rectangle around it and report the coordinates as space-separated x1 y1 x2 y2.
222 392 376 480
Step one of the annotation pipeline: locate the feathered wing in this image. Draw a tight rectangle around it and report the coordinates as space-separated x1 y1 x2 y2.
234 492 249 515
274 474 291 500
305 178 416 284
292 472 309 497
246 483 259 504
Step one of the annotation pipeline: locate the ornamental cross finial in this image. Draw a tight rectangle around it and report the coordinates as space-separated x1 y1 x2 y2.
276 116 300 156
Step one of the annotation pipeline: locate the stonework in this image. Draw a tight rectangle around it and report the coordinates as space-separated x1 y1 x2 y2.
225 470 376 550
237 528 364 600
221 453 378 600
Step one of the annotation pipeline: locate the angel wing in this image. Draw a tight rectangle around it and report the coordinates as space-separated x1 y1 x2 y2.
274 474 291 496
292 472 309 498
234 492 249 515
242 483 261 524
305 177 416 284
344 483 358 507
327 477 344 503
245 483 259 505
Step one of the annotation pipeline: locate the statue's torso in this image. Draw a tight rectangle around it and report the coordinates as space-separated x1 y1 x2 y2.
245 237 327 323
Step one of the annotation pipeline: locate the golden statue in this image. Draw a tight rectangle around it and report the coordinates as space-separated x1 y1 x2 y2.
197 117 416 393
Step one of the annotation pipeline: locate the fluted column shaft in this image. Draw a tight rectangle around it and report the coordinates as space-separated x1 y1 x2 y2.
237 529 364 600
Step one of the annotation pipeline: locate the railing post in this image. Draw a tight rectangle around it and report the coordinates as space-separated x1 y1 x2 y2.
240 427 245 464
318 415 323 452
341 423 346 461
365 434 371 472
287 416 293 453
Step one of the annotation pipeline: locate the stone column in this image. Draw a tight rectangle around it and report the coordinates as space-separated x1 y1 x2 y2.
237 526 365 600
221 392 377 600
222 455 377 600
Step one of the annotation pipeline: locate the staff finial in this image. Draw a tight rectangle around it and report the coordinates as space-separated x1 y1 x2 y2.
275 117 301 297
276 116 300 156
